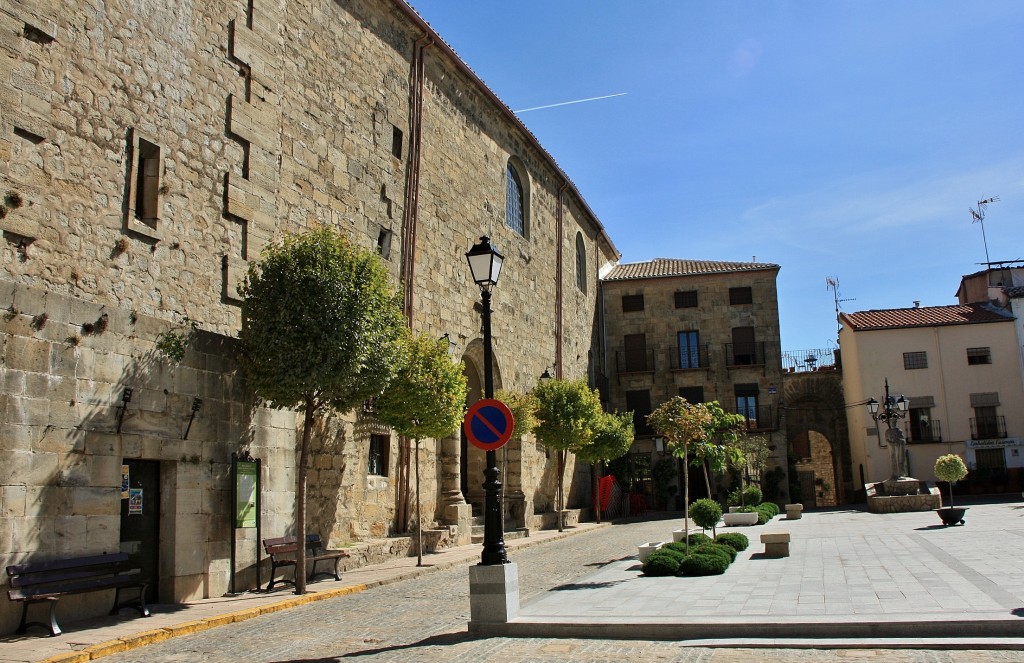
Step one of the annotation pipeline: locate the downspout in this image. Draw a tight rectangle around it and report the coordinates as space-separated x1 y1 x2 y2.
556 181 567 378
396 33 432 533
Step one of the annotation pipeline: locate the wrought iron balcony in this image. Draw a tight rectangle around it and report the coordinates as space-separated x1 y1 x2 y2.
724 342 765 367
730 405 776 432
669 344 710 370
615 348 655 374
970 416 1006 440
908 419 942 443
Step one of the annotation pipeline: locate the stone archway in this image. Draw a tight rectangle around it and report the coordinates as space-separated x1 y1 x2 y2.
782 372 853 505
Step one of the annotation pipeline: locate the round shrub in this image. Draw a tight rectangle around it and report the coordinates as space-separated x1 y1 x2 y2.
760 501 780 517
755 504 775 524
715 532 749 552
679 552 730 576
742 485 763 506
687 532 712 546
690 498 723 531
642 549 681 576
693 543 734 564
656 545 688 562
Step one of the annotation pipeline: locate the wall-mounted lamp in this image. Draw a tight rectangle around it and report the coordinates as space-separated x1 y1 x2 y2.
538 366 553 383
116 388 133 434
184 397 203 440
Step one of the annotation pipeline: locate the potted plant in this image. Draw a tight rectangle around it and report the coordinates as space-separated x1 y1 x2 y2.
934 453 968 526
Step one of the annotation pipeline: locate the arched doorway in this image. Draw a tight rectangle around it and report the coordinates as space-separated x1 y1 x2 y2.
782 372 853 505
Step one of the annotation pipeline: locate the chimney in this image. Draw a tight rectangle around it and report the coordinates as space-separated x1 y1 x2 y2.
913 301 920 308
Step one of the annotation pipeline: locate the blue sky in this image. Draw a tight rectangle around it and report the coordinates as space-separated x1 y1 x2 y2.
408 1 1024 352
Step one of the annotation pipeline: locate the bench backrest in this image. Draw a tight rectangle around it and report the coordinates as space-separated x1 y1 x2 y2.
7 552 132 591
263 534 327 556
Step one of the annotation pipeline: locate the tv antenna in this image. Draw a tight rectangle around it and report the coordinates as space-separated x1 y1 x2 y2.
969 196 999 265
826 277 855 341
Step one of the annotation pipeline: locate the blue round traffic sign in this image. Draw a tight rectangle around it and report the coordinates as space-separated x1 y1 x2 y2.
463 398 515 451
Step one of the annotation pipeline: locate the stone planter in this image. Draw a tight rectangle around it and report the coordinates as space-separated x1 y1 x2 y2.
936 507 967 526
637 541 665 563
672 529 689 542
728 506 740 513
722 512 758 526
785 503 803 520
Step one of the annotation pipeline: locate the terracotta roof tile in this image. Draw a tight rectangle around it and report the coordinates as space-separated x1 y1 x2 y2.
841 304 1012 331
603 258 779 282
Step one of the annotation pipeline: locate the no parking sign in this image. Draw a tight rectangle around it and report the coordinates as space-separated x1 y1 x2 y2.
463 398 515 452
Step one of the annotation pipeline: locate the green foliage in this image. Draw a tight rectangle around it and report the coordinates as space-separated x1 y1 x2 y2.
689 401 746 473
155 316 198 364
647 397 711 455
760 501 779 516
684 533 712 547
934 454 968 483
698 542 737 562
679 551 730 576
375 332 468 442
690 498 723 530
238 227 405 413
532 378 603 453
754 504 775 524
495 389 538 440
642 549 682 576
763 466 786 503
715 532 749 552
727 485 763 507
577 410 635 465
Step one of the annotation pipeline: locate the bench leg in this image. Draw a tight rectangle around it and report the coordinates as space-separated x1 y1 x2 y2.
266 562 296 591
17 600 61 637
112 583 151 618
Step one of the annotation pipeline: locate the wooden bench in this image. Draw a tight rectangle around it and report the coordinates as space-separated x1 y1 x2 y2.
263 534 349 591
6 552 150 636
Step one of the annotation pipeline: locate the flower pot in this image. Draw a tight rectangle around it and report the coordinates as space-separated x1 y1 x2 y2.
637 541 665 563
722 512 759 526
936 507 967 526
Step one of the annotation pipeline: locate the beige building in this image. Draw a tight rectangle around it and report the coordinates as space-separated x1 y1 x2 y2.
0 0 619 630
600 259 791 507
839 304 1024 493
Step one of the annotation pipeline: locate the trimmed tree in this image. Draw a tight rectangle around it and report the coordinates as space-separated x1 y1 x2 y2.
238 227 406 594
376 332 467 566
934 453 968 508
690 402 746 502
533 378 603 531
647 396 712 553
576 410 634 523
495 389 539 441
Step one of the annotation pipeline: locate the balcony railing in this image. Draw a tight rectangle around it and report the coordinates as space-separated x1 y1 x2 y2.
724 342 765 367
782 348 838 372
615 348 655 374
970 416 1007 440
908 419 942 443
669 344 710 370
729 405 776 432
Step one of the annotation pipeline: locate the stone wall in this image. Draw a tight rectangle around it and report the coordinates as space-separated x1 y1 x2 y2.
0 0 617 631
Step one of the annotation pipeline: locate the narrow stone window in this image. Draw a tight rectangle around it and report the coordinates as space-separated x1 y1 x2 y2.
127 130 163 239
575 232 587 293
368 434 390 476
377 228 393 259
391 125 403 159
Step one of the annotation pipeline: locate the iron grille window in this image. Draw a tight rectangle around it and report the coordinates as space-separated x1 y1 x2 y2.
621 294 644 312
505 163 524 235
368 434 389 476
966 347 991 365
675 290 698 308
729 287 753 305
903 351 928 370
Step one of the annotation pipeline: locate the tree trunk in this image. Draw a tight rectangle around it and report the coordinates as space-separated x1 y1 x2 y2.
948 482 954 509
701 460 712 499
557 450 566 532
415 438 422 566
682 441 690 554
295 398 316 595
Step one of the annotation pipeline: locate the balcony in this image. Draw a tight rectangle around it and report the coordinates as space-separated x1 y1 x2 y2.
615 348 655 374
669 344 710 370
724 342 765 368
730 405 777 432
970 416 1007 440
908 419 942 443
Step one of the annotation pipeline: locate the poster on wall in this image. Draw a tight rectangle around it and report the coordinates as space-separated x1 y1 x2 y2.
128 488 143 515
121 465 130 499
235 460 258 528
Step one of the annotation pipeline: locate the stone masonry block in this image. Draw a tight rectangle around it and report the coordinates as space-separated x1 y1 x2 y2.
5 335 50 373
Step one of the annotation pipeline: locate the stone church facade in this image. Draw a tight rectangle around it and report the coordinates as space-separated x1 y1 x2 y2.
0 0 619 628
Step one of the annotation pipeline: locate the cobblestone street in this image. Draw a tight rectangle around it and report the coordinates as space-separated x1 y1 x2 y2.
90 513 1024 663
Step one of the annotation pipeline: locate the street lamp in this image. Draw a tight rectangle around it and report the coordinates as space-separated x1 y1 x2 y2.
538 367 553 383
866 379 910 480
465 236 507 566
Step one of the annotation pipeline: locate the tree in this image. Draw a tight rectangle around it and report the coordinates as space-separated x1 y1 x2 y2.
731 434 770 506
495 389 538 440
647 397 712 553
238 227 406 594
376 332 467 566
934 453 968 508
533 378 603 531
689 401 746 501
576 410 634 523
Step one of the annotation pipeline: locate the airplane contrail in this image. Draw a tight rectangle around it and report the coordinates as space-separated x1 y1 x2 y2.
513 92 627 114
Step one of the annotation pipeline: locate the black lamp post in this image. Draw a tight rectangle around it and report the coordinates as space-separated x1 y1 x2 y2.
465 236 508 566
866 379 910 480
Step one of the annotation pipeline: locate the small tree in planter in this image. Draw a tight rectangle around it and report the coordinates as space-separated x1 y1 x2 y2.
934 453 968 526
690 498 723 538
